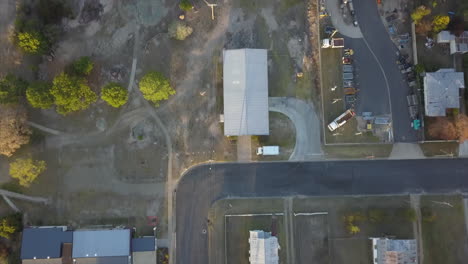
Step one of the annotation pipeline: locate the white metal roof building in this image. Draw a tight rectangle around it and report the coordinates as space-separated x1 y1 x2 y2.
370 238 417 264
423 68 465 116
437 31 468 54
223 49 269 136
248 230 279 264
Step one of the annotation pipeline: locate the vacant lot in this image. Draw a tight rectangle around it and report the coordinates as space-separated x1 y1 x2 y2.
294 214 329 263
225 215 286 264
421 195 468 264
295 195 414 264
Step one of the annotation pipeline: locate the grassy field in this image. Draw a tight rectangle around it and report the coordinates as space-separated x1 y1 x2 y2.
421 195 468 264
419 141 459 157
294 214 330 263
324 144 393 159
225 215 286 264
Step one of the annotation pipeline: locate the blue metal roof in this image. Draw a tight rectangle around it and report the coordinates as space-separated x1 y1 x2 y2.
72 229 130 258
131 238 155 252
20 227 73 259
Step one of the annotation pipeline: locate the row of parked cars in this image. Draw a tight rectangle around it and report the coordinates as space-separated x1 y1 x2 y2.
342 49 358 109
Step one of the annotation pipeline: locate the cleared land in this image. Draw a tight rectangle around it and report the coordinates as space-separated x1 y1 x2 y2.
294 214 329 263
421 195 468 264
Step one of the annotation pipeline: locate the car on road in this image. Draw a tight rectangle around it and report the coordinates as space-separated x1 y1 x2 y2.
342 57 352 64
344 87 357 95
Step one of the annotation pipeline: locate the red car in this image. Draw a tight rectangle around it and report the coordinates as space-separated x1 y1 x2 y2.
342 57 353 64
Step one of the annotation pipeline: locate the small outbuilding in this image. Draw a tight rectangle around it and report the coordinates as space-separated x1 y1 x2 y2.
223 49 269 136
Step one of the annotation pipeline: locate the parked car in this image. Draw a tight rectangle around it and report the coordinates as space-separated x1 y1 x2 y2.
344 87 358 95
343 72 354 80
343 80 354 87
342 57 353 64
344 49 354 57
343 65 354 73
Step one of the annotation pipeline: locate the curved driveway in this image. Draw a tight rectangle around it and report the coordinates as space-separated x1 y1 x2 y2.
268 97 322 161
175 159 468 264
354 0 419 142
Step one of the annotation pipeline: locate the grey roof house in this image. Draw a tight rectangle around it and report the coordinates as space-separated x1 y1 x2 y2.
370 237 417 264
223 49 269 136
437 31 468 54
423 68 465 116
72 229 130 264
20 227 155 264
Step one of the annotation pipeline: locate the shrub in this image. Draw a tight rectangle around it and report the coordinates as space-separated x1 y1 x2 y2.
139 71 175 106
0 104 31 157
72 56 94 76
179 0 194 11
432 15 450 33
51 73 97 115
16 31 47 54
9 158 46 187
411 5 431 23
101 83 128 108
26 81 54 109
0 74 28 104
168 21 193 40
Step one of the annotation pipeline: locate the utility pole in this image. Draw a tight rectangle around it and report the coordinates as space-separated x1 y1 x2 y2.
203 0 218 20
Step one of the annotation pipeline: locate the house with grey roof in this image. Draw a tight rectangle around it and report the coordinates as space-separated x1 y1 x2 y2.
248 230 279 264
20 227 156 264
423 68 465 116
370 238 417 264
437 31 468 54
223 49 269 136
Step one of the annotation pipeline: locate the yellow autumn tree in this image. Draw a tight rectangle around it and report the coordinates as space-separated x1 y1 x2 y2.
9 158 46 187
411 5 431 23
432 15 450 33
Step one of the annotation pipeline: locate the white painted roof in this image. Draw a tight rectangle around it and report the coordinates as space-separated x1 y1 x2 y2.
223 49 269 136
423 69 465 116
248 230 279 264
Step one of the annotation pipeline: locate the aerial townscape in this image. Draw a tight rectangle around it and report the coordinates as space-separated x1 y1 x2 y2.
0 0 467 264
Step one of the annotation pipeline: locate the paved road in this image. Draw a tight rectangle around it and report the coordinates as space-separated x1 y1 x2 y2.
344 38 390 116
175 159 468 263
269 97 322 161
353 0 420 142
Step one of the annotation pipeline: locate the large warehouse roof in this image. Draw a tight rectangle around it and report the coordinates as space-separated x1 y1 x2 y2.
223 49 269 136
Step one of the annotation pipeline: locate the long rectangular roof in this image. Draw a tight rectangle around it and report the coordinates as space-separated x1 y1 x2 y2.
249 230 279 264
223 49 269 136
21 227 73 260
423 69 465 116
72 229 130 258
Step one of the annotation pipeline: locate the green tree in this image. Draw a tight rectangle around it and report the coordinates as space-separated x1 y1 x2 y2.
139 71 175 106
16 31 47 54
421 207 436 222
101 83 128 108
51 73 97 115
0 75 28 104
179 0 194 11
411 5 431 23
432 15 450 33
71 56 94 76
9 158 46 187
26 81 54 109
168 21 193 40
